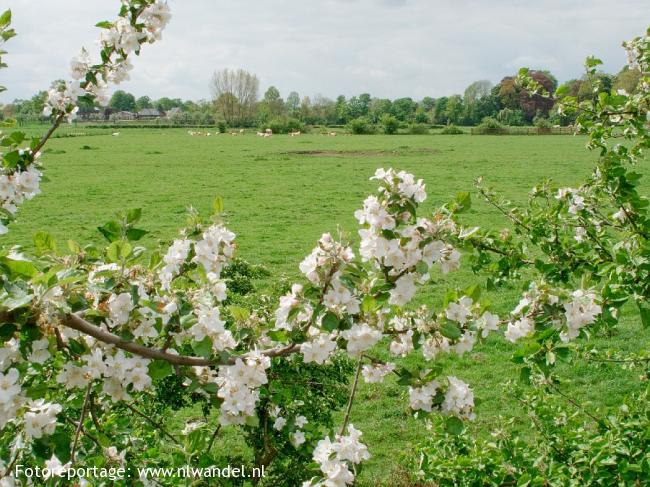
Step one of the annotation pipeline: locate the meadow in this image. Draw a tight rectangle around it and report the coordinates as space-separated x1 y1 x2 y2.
8 127 650 485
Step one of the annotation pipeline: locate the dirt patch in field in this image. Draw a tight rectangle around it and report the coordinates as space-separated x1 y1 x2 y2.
281 147 440 157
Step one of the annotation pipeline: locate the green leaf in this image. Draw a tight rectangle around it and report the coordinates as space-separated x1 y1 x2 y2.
192 337 213 358
126 228 148 241
267 330 288 343
97 220 122 242
95 20 113 29
1 288 33 310
106 241 132 262
440 321 462 340
33 231 57 255
212 196 224 215
453 191 471 213
67 239 81 254
148 360 173 380
444 416 465 435
126 208 142 224
3 258 38 278
0 10 11 28
361 295 376 314
321 312 339 332
228 306 250 322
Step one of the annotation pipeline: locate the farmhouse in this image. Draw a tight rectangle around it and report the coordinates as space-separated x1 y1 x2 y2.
137 108 163 119
113 110 135 120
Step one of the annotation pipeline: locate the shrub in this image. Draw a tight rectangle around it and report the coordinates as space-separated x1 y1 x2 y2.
348 117 374 134
533 115 552 128
415 387 650 486
408 123 430 135
264 117 305 134
440 125 464 135
497 107 526 126
381 114 399 134
217 120 227 133
478 116 504 129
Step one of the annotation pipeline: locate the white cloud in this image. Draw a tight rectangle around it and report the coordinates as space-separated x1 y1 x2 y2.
1 0 647 103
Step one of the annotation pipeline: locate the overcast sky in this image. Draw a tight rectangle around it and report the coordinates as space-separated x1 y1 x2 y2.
1 0 648 103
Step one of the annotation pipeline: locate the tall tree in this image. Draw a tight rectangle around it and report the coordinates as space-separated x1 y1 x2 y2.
391 97 416 121
259 86 285 121
210 68 259 126
286 91 300 115
135 96 152 111
109 90 136 112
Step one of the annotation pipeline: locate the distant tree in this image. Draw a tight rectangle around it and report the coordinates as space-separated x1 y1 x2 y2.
556 79 583 100
346 94 371 120
613 66 641 93
109 90 136 112
258 86 285 123
286 91 300 115
311 94 337 125
463 80 495 125
443 95 463 125
391 97 416 121
577 71 614 101
463 80 493 105
419 96 436 113
433 97 448 124
135 96 152 111
496 70 555 121
538 70 558 92
369 98 392 123
335 95 347 123
210 68 259 126
413 107 428 123
299 96 313 124
154 97 183 112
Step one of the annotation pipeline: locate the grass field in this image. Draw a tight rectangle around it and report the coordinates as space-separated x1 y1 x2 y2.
7 127 650 485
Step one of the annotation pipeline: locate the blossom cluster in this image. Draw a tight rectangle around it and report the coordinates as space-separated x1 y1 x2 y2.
56 349 151 402
409 376 475 420
504 284 602 343
304 424 370 487
0 368 22 429
216 352 270 425
268 404 309 447
357 168 460 306
0 156 42 234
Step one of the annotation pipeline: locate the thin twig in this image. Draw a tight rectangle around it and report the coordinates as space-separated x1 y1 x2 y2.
340 358 363 436
207 424 221 451
548 383 601 424
64 416 102 450
71 383 93 464
124 403 181 446
33 112 65 154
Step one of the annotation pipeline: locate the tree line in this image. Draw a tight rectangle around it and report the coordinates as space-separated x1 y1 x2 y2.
0 65 642 129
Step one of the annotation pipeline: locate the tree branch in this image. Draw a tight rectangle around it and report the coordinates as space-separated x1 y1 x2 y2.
61 313 300 366
339 357 363 436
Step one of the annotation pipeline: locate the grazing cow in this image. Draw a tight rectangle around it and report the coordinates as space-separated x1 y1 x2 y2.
256 132 265 137
239 129 245 134
289 131 301 137
230 132 238 136
265 128 273 135
112 132 120 136
329 132 337 136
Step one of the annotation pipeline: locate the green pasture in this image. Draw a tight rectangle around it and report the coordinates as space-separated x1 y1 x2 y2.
7 127 650 485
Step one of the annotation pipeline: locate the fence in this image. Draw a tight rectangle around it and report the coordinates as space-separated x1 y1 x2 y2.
470 126 575 135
